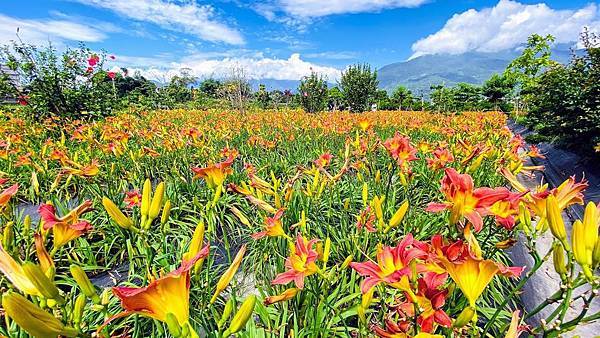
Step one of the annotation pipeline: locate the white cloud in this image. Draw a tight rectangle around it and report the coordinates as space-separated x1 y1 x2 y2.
75 0 244 45
411 0 600 58
277 0 428 17
120 53 342 82
0 14 107 45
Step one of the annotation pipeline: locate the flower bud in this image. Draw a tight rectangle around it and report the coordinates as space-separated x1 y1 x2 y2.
22 262 62 302
149 181 164 220
453 306 476 328
73 293 86 326
572 220 592 270
385 200 409 233
161 200 171 225
211 245 246 304
361 183 368 207
3 221 14 250
583 202 599 256
141 178 151 218
323 237 331 265
166 312 182 337
102 197 133 229
218 297 235 328
341 255 353 269
371 196 384 221
184 222 206 274
264 288 299 305
552 242 567 276
226 295 256 335
3 292 78 337
31 171 40 196
546 195 567 243
70 265 100 304
34 233 54 276
230 206 251 227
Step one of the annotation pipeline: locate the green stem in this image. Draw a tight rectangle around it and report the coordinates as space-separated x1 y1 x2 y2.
482 244 550 335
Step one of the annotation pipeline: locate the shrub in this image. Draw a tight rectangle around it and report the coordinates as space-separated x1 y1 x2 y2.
298 71 327 113
0 42 116 120
526 30 600 152
339 63 378 113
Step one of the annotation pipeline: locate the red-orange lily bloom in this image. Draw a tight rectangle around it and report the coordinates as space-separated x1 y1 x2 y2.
426 168 509 232
426 148 454 170
251 209 288 240
39 200 93 249
191 156 235 190
0 184 18 211
123 190 142 208
383 133 418 170
272 234 319 289
350 234 428 293
108 245 209 331
314 153 333 168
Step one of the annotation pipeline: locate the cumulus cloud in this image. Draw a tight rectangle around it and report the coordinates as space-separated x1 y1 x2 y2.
277 0 428 17
75 0 244 45
120 53 341 82
0 14 107 45
411 0 600 58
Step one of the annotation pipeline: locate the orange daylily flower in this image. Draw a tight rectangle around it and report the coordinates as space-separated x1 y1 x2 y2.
426 168 510 232
432 236 523 307
123 190 142 208
39 200 93 249
107 246 209 334
251 209 288 240
0 184 18 211
191 155 235 190
314 153 333 168
62 160 100 177
426 147 454 170
272 234 320 289
383 132 417 170
350 235 428 293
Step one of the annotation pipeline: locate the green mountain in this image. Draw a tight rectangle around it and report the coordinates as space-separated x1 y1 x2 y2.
378 47 573 94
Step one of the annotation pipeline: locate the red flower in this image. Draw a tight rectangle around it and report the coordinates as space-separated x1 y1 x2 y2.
271 234 319 289
350 234 428 293
412 272 452 332
107 71 116 79
16 95 28 106
123 190 142 209
426 168 510 232
314 153 333 168
382 132 418 170
426 147 454 170
88 55 100 67
39 201 93 249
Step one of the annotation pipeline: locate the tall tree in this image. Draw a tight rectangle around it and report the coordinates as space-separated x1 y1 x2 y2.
481 74 515 111
504 34 556 111
298 71 328 113
339 63 379 113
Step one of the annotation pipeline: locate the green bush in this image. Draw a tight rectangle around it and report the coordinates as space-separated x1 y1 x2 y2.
526 30 600 153
0 42 116 120
298 71 328 113
339 63 378 113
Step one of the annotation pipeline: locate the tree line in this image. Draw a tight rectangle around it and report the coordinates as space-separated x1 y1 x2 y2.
0 32 598 153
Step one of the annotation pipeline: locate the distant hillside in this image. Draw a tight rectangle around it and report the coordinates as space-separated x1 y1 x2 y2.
378 46 574 94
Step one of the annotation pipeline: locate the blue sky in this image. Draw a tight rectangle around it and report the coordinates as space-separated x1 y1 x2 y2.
0 0 597 81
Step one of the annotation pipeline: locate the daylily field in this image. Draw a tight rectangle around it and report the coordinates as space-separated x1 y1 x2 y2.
0 109 598 337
